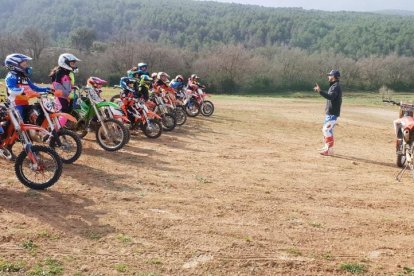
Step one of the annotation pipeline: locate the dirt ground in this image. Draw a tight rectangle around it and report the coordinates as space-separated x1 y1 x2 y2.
1 95 414 275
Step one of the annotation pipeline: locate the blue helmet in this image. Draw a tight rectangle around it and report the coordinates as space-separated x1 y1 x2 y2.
4 53 32 75
327 70 340 78
137 62 148 71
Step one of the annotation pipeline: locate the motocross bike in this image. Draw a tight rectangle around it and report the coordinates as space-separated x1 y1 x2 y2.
67 87 129 151
28 91 82 164
162 87 187 126
146 91 176 131
384 99 414 180
0 102 62 189
120 95 163 139
182 87 214 117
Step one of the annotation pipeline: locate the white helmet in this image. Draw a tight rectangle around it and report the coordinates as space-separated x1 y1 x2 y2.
157 72 170 80
58 53 80 71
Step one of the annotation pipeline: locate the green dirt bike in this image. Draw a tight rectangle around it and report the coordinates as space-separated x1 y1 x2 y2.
66 87 129 151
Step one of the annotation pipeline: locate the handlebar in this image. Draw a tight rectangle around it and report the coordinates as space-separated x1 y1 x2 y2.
383 99 414 111
382 99 400 106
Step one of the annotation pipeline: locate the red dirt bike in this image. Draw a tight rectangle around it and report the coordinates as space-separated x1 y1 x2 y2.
384 99 414 180
120 94 163 139
183 87 214 117
0 101 63 189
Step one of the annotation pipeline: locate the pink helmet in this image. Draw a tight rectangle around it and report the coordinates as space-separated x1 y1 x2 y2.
87 76 108 87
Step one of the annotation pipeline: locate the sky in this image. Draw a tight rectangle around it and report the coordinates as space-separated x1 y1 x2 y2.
200 0 414 12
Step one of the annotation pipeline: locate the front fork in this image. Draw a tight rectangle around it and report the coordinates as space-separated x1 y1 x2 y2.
92 104 111 137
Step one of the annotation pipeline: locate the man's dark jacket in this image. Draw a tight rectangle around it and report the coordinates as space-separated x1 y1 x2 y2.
319 81 342 117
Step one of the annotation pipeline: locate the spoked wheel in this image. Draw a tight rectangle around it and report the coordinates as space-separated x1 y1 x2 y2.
396 139 406 168
161 113 176 131
174 106 187 126
142 119 162 138
15 145 63 190
201 101 214 117
50 129 83 164
185 99 200 117
95 118 129 151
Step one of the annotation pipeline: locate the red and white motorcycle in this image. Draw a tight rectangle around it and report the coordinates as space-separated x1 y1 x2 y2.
384 99 414 180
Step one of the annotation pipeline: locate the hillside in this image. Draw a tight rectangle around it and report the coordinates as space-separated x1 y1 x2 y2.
1 0 414 58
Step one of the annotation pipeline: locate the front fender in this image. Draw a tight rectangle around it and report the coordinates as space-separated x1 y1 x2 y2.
113 114 130 123
50 112 77 123
96 101 119 109
147 111 161 119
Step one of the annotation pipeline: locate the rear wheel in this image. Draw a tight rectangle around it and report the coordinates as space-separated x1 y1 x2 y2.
174 106 187 126
15 145 62 190
142 119 162 138
65 118 88 138
95 118 129 151
397 154 406 168
396 139 405 168
161 113 176 131
50 129 82 164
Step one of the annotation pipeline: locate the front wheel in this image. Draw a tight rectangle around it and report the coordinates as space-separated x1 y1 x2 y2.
49 129 83 164
142 119 162 138
185 99 200 117
161 113 176 131
201 101 214 117
95 118 129 151
397 154 406 168
15 145 63 190
174 106 187 126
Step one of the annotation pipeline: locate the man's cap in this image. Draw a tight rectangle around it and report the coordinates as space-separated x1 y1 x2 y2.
327 70 340 78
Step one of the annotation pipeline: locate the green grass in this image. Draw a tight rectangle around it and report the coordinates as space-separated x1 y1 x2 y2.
339 262 367 274
28 258 64 276
22 240 38 252
398 267 414 276
117 234 132 244
0 259 25 272
287 248 303 257
114 263 128 273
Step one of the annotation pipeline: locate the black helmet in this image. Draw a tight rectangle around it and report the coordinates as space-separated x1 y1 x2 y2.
327 70 340 78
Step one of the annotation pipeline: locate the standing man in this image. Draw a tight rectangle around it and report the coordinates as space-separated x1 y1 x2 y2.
313 70 342 156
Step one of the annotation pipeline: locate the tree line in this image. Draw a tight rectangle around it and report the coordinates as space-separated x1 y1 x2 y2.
1 0 414 92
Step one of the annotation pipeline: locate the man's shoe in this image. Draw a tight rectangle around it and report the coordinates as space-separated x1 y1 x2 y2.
318 145 327 151
320 148 334 156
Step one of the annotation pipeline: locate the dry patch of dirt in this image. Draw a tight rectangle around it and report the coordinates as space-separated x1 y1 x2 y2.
1 96 413 274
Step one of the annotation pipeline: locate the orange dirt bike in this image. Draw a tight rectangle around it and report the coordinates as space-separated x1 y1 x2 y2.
0 101 62 189
119 94 163 139
146 90 176 131
384 99 414 180
27 91 82 164
161 87 187 126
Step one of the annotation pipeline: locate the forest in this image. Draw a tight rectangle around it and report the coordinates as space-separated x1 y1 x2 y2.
1 0 414 92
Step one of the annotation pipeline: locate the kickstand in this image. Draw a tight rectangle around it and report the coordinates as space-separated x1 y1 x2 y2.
396 165 409 181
